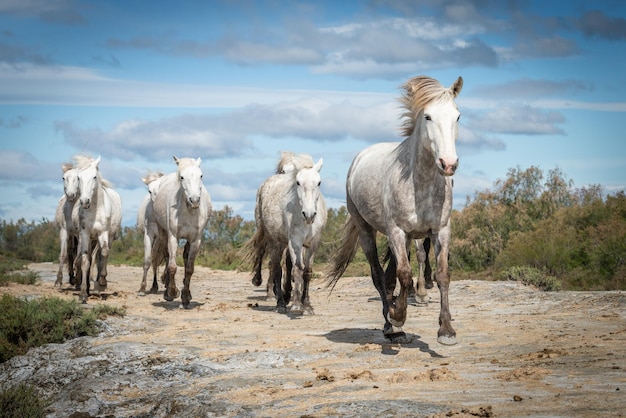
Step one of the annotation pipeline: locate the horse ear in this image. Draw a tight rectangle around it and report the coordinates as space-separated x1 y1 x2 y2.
451 76 463 97
314 158 323 172
94 155 101 166
173 155 179 164
196 157 202 166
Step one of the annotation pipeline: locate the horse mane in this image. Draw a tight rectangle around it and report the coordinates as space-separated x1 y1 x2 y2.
62 162 74 173
73 154 95 170
72 154 114 188
275 152 314 178
142 171 165 185
399 76 455 138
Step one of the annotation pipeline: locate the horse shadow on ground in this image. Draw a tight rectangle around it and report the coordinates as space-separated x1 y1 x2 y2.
152 300 205 311
322 327 445 358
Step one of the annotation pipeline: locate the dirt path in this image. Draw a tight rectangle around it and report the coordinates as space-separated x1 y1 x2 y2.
1 263 625 417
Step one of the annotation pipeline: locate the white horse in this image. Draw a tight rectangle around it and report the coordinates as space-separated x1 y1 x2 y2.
54 162 80 287
243 152 326 314
76 155 123 303
328 75 463 345
152 156 211 308
247 155 300 300
137 171 165 295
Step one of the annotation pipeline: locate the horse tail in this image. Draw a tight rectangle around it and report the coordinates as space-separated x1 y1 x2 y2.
326 215 360 291
239 224 266 275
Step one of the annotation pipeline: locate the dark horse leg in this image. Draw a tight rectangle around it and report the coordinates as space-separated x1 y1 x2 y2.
251 244 264 287
268 245 287 314
423 237 433 289
284 250 293 304
349 198 402 340
433 228 456 345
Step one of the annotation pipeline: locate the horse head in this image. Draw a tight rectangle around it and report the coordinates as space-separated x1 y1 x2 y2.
77 156 101 209
295 158 323 224
404 76 463 176
62 163 79 201
142 171 165 202
174 156 204 209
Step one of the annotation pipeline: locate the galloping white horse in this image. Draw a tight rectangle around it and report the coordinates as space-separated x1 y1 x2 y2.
243 152 326 314
54 162 80 287
76 156 123 303
328 75 463 345
137 171 165 295
152 156 211 308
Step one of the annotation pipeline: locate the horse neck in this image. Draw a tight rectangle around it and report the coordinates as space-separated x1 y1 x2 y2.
407 125 447 200
89 176 105 208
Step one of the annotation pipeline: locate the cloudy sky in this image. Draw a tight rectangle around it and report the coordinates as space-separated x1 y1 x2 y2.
1 0 625 226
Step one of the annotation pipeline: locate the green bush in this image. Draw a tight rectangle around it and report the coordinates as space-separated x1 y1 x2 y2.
0 382 47 418
0 294 125 363
500 266 562 291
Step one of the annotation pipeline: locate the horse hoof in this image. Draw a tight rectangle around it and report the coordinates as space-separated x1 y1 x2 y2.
303 306 315 316
386 312 405 328
276 305 287 314
251 276 262 286
289 304 304 315
415 296 429 306
137 291 146 297
437 334 457 345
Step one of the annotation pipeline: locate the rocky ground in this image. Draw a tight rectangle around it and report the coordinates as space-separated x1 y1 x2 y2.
0 263 624 417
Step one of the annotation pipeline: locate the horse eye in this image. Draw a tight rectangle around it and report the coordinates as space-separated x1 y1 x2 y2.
318 181 321 186
457 115 461 122
296 181 301 186
425 114 432 121
200 174 203 179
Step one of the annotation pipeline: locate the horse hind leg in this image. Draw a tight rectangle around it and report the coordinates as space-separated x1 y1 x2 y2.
268 246 286 313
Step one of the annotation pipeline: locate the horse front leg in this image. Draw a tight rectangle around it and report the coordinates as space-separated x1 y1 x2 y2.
138 230 152 295
414 238 429 305
300 247 315 315
287 240 307 315
268 246 285 313
56 229 68 287
163 234 180 302
433 228 456 345
94 233 109 293
78 233 91 304
181 240 200 309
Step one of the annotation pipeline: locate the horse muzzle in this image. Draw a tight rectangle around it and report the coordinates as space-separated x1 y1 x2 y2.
187 197 201 209
302 211 317 224
438 157 459 176
80 199 91 209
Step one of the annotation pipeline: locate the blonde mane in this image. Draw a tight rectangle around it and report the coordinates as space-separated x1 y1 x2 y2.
72 154 113 188
399 76 456 138
275 151 314 178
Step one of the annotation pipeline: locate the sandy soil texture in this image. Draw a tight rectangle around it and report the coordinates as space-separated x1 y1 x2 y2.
1 263 624 417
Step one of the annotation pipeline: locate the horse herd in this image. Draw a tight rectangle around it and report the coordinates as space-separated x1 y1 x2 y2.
54 75 463 346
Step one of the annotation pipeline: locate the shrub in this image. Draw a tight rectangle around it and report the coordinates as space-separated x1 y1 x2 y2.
500 266 562 291
0 294 125 363
0 382 47 418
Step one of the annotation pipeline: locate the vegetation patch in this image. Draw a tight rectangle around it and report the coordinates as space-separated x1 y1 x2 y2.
0 382 47 418
0 293 125 363
500 266 561 291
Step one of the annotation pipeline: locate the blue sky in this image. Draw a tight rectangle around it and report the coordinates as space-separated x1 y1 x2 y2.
1 0 625 226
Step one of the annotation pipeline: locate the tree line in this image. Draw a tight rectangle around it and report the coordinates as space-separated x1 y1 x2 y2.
0 165 623 290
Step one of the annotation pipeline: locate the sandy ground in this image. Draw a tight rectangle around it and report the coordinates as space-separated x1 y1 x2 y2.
2 262 625 417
